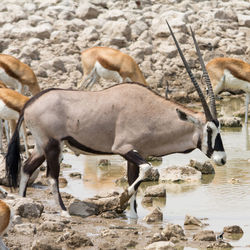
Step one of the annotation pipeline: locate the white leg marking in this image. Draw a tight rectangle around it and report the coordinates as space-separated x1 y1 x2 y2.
128 163 152 196
19 170 29 196
60 210 71 218
245 93 250 124
4 120 10 144
129 192 138 219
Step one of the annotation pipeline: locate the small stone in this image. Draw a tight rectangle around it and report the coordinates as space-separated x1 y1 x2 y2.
144 207 163 223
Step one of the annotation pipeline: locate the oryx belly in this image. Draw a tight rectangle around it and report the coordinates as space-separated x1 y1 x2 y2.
0 100 19 120
224 69 250 93
95 61 124 83
0 68 21 91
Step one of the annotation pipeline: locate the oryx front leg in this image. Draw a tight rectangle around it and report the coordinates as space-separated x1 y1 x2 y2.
123 150 152 218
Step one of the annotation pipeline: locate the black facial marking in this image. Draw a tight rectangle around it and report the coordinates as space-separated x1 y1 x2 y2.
206 127 213 158
214 134 225 152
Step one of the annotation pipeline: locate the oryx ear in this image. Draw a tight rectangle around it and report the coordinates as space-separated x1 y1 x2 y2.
176 108 201 125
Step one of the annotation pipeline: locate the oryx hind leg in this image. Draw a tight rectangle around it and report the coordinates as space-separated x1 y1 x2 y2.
19 147 45 197
123 150 152 218
44 138 68 215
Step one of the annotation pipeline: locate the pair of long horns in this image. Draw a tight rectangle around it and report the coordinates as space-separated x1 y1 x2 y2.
166 21 217 121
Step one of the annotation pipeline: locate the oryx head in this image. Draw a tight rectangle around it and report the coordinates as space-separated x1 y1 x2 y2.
167 21 226 166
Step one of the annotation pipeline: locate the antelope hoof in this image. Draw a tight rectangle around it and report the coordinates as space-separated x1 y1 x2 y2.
60 210 71 218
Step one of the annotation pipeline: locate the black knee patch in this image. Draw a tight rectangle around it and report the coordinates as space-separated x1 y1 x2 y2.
123 150 148 166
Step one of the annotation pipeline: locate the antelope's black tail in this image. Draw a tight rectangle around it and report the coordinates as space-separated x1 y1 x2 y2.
5 110 24 188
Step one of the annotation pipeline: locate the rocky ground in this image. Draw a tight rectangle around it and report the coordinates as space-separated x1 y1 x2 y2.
0 0 250 249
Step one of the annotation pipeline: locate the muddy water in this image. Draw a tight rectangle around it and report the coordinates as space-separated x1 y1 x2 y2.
61 98 250 249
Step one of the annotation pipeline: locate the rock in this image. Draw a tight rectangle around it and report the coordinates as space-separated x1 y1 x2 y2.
223 225 244 240
66 231 93 248
144 184 166 197
237 14 250 27
161 223 185 240
31 239 62 250
86 191 128 213
14 198 44 218
145 241 175 250
98 159 111 167
144 207 163 223
184 215 203 227
189 160 215 174
207 240 233 249
68 199 99 218
69 172 82 178
76 3 101 20
223 225 244 234
219 116 242 127
101 229 118 238
38 221 66 232
144 167 160 182
14 223 36 235
193 230 216 241
159 166 201 183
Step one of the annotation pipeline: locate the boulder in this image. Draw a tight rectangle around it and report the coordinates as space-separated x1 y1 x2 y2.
144 207 163 223
144 184 166 197
14 198 44 218
193 230 216 241
145 241 175 250
189 160 215 174
159 166 201 183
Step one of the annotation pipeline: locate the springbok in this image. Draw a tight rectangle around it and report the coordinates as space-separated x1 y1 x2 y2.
78 46 148 90
206 57 250 123
0 186 11 250
0 54 40 95
5 24 226 218
0 88 29 157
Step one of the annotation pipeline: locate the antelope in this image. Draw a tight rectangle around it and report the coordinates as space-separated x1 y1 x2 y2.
206 57 250 123
0 54 40 95
0 186 11 250
0 88 29 157
78 47 148 90
5 23 226 219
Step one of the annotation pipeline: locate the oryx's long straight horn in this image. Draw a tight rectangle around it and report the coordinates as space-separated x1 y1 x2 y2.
166 20 213 122
190 27 217 119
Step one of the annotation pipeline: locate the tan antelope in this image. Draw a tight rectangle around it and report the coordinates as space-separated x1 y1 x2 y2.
0 54 40 95
78 47 148 90
0 88 29 157
0 186 11 250
206 57 250 123
5 24 226 219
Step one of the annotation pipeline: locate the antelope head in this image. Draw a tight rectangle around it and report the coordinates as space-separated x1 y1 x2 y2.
167 21 226 166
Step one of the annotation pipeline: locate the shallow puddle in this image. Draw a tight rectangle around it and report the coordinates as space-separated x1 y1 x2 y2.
61 97 250 248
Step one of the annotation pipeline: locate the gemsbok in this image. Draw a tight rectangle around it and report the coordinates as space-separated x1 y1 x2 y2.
0 186 11 250
206 57 250 123
5 24 226 218
0 88 29 157
78 46 148 90
0 54 40 95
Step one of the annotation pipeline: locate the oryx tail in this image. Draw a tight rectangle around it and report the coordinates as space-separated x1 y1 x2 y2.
5 111 24 188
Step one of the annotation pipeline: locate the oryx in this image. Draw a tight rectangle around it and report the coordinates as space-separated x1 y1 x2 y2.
5 24 226 218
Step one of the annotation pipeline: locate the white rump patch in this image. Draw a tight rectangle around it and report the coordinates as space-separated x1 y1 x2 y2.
95 61 123 83
0 100 19 120
223 69 250 93
0 68 22 92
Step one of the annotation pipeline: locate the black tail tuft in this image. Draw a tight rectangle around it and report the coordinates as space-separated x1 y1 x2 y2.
5 114 23 188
